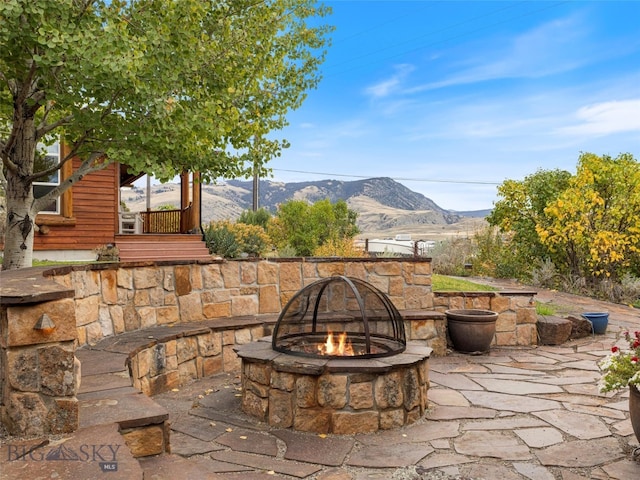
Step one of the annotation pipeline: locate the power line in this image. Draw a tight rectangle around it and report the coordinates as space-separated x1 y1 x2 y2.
324 1 526 71
323 1 570 78
272 168 501 185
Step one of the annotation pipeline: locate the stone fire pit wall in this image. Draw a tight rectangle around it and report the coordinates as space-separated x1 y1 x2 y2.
236 340 432 434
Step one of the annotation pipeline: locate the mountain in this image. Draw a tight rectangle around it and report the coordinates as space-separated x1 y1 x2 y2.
121 177 488 236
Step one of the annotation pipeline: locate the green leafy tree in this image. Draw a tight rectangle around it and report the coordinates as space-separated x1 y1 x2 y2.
537 153 640 280
238 208 272 230
487 168 571 278
267 199 359 256
0 0 332 269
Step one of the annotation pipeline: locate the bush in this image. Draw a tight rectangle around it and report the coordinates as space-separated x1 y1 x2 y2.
276 244 297 258
238 208 271 229
430 238 475 276
204 222 240 258
230 222 270 257
530 258 558 289
204 220 270 258
313 238 366 257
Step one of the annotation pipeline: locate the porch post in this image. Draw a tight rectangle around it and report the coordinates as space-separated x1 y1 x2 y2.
180 171 190 233
192 172 201 232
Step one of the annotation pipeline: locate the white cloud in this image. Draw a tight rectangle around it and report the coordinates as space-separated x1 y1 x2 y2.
407 13 609 93
556 99 640 136
364 64 414 99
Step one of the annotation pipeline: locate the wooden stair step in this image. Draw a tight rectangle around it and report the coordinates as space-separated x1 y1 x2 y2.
115 235 211 262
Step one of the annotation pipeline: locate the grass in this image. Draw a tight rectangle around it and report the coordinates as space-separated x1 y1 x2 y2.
535 302 556 316
0 257 92 267
432 274 498 292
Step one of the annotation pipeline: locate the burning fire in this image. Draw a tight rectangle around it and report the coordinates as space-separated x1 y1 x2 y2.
318 331 355 356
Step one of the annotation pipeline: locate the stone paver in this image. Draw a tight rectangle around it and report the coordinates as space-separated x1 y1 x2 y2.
169 431 224 456
533 409 611 439
215 428 279 456
461 389 563 412
210 450 322 478
273 429 354 466
424 404 497 420
170 413 229 441
513 462 556 480
471 377 564 395
427 388 470 406
454 430 531 460
347 442 434 467
514 427 564 448
535 437 625 467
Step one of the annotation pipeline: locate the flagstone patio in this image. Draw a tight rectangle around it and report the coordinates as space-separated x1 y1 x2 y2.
1 278 638 479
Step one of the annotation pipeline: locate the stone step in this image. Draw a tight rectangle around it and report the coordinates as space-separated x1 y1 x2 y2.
76 348 170 458
0 422 143 479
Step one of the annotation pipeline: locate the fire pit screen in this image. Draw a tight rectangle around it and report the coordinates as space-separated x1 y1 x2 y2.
272 275 406 359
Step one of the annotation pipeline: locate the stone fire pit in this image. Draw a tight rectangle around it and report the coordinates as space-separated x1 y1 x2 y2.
234 276 432 434
235 339 431 434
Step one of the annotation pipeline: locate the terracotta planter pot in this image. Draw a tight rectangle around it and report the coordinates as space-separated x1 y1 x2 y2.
630 384 640 445
445 309 498 354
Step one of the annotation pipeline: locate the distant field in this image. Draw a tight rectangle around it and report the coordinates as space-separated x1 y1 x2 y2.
356 217 488 242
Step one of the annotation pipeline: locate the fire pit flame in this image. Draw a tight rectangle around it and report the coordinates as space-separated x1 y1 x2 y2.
318 331 354 356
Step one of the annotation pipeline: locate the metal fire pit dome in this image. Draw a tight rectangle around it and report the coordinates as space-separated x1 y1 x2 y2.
272 275 406 359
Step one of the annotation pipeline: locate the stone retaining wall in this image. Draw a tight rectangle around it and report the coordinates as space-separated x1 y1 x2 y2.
434 291 538 347
122 316 277 396
45 258 433 347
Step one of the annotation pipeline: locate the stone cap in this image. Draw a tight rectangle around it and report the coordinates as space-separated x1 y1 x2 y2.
0 267 74 305
236 339 432 376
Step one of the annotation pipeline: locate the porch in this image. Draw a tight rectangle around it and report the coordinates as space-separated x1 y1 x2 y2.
117 167 210 261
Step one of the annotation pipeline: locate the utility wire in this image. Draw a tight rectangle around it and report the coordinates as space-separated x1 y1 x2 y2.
325 1 527 70
323 1 569 78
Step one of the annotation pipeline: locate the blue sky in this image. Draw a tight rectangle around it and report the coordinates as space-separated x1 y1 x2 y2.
267 0 640 211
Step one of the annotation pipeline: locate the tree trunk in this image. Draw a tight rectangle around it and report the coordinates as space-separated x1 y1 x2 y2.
2 115 38 270
2 188 36 270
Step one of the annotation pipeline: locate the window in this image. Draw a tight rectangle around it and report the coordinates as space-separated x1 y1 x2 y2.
33 141 60 214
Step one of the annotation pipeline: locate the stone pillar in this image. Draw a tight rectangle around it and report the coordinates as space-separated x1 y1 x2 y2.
0 298 79 436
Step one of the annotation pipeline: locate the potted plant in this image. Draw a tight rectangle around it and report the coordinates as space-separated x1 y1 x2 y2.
599 330 640 456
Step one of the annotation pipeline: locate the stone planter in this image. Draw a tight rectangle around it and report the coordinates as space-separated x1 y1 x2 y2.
445 309 498 354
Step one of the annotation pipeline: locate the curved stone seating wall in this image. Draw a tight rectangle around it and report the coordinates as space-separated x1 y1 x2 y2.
121 316 277 396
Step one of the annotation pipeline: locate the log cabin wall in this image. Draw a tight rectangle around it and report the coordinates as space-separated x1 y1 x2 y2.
33 159 118 252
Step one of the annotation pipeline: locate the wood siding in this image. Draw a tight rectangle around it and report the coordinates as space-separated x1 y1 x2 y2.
33 159 118 251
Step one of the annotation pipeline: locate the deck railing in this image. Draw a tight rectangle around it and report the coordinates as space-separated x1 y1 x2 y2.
139 205 193 233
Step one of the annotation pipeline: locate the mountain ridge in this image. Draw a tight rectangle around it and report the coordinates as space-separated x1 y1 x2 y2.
121 177 490 235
